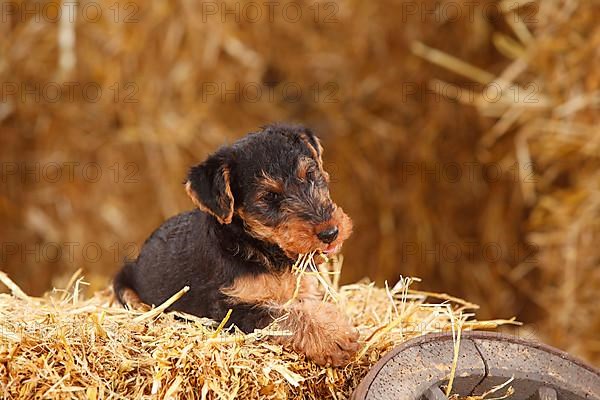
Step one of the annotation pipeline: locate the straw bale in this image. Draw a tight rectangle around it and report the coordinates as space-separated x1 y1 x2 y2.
0 271 514 399
1 0 598 371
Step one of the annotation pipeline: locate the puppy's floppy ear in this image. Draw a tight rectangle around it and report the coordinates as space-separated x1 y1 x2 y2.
298 129 330 180
185 153 234 224
298 128 324 169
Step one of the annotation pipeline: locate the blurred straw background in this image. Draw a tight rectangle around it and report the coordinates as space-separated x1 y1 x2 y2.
1 0 599 365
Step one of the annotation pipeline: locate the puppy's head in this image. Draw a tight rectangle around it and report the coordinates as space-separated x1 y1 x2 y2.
185 123 352 259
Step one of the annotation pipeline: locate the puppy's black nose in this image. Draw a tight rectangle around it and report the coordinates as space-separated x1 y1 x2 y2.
317 226 339 244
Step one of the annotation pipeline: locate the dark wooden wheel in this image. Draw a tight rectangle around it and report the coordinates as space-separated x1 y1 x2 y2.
352 331 600 400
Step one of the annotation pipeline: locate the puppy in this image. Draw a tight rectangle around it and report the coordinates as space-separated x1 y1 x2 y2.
114 123 359 366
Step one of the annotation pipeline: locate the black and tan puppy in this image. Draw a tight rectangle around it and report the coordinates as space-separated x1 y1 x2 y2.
114 123 359 366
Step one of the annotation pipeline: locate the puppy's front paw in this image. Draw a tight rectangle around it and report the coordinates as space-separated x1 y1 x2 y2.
284 301 360 367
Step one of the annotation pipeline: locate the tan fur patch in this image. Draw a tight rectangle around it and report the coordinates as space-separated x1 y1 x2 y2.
276 300 360 367
222 271 321 305
299 133 331 182
238 205 353 257
299 132 324 169
258 172 284 193
220 167 234 223
320 206 353 242
296 157 311 180
120 288 151 312
238 208 322 257
222 271 360 366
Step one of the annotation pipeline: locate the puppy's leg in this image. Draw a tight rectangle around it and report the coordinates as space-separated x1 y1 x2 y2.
278 299 360 366
113 263 151 311
119 288 151 312
223 272 360 366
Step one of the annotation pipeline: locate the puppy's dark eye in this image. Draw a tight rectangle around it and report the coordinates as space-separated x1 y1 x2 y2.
263 191 283 204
